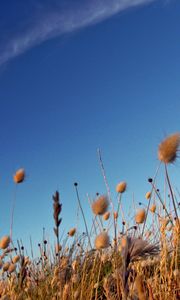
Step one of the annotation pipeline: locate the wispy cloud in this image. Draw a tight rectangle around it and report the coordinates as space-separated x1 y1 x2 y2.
0 0 156 66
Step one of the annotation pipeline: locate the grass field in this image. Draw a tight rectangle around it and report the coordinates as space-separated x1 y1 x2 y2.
0 133 179 299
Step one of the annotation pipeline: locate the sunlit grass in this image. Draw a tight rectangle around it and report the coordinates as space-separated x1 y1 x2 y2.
0 133 179 299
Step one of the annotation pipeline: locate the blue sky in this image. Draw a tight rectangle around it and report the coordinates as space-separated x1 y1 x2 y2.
0 0 180 253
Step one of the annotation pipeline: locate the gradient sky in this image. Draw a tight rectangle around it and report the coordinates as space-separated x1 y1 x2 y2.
0 0 180 254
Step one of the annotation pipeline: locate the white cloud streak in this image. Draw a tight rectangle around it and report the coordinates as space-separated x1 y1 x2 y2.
0 0 156 66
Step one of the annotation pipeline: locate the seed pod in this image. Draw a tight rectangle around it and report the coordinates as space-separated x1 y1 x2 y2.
95 232 110 249
12 255 20 264
92 195 109 215
3 262 10 272
8 263 16 273
135 209 146 224
145 191 151 200
0 236 10 249
13 168 25 183
116 181 127 193
103 211 110 221
68 228 76 237
158 133 180 164
150 204 156 213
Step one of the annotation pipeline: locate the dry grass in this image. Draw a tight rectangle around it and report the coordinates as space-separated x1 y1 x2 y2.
0 133 180 299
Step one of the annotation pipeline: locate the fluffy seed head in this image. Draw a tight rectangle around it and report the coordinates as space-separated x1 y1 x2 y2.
0 236 10 249
12 255 20 264
91 195 109 215
145 191 151 200
116 181 127 193
8 263 16 273
158 133 180 164
95 232 110 249
13 168 25 184
150 204 156 213
135 209 146 224
103 211 110 221
3 262 10 272
68 228 76 237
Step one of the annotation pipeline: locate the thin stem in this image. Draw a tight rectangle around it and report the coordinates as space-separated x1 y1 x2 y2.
142 162 161 236
151 182 173 223
97 149 117 247
74 184 92 249
165 164 179 225
97 148 114 211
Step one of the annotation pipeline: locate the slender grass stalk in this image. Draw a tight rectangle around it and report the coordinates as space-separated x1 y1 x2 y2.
74 183 92 249
142 162 161 236
165 164 179 225
97 149 117 248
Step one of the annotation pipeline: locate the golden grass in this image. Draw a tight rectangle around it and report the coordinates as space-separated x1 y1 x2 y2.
0 132 179 299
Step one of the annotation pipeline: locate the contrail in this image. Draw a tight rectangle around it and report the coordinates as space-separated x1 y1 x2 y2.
0 0 156 66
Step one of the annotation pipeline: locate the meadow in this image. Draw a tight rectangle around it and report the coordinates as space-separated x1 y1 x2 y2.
0 133 179 300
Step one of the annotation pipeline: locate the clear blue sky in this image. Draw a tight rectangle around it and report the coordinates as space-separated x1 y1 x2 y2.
0 0 179 252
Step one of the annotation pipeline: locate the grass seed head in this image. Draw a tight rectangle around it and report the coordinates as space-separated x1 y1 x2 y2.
0 236 10 249
135 209 146 224
103 211 110 221
92 195 109 215
158 133 180 164
150 204 156 213
8 263 16 273
13 168 25 183
68 227 76 237
12 255 20 264
116 181 127 193
3 262 10 272
145 191 151 200
95 232 110 249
